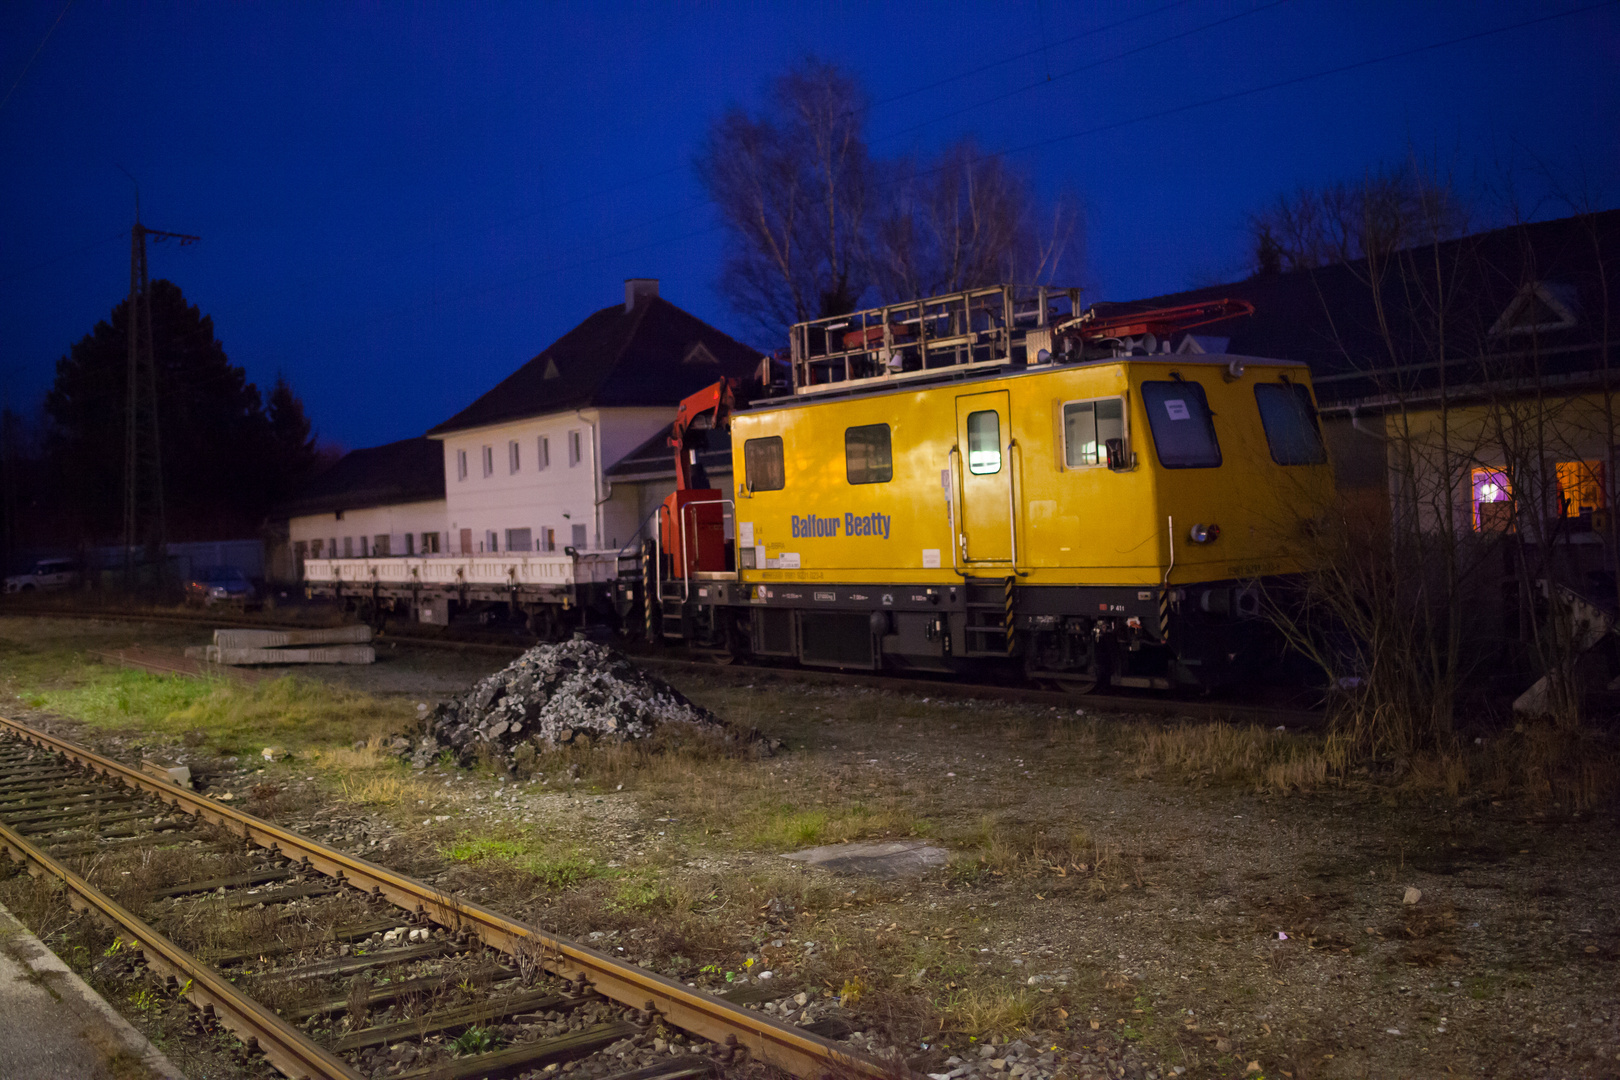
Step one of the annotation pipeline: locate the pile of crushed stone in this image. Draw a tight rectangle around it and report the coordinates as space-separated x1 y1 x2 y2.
398 638 767 769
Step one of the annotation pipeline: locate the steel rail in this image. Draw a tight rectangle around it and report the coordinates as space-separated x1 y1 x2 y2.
0 714 892 1080
0 816 364 1080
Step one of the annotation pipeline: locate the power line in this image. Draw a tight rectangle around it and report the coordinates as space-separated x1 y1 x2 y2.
895 1 1619 185
865 0 1193 112
0 0 74 117
873 0 1292 146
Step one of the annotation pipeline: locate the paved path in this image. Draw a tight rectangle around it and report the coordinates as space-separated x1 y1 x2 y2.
0 901 185 1080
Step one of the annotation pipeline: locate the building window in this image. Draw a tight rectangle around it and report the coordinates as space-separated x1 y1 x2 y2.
541 527 555 552
506 527 532 552
1142 380 1222 469
572 523 588 549
509 440 520 474
1063 398 1126 468
1253 383 1327 466
344 536 354 557
538 436 550 470
422 531 440 554
310 539 323 558
966 411 1001 475
1556 460 1605 517
404 533 415 555
329 537 337 557
482 446 494 478
1473 468 1513 532
845 424 893 485
568 430 582 467
744 436 785 491
484 530 497 553
293 541 308 562
371 534 389 556
457 449 468 481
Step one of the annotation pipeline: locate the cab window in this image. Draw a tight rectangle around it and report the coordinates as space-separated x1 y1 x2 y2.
1141 380 1221 468
966 411 1001 474
845 424 892 484
1063 398 1125 467
744 436 785 491
1254 383 1328 465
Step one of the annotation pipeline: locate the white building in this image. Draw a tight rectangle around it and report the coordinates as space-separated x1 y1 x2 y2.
284 437 446 569
280 281 761 569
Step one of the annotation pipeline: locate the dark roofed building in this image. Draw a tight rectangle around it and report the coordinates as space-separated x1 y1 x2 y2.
283 436 448 565
429 282 762 436
429 280 762 556
1099 210 1620 503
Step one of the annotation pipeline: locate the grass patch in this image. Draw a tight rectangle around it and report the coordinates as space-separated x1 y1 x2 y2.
31 669 416 754
442 830 604 890
1132 722 1341 793
745 802 917 850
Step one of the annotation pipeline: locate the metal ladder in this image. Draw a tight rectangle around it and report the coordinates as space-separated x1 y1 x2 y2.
961 575 1015 657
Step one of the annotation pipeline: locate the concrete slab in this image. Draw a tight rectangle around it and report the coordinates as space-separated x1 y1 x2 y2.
782 840 949 878
0 901 185 1080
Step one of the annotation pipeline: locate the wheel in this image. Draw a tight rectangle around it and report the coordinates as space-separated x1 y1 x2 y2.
1046 675 1098 695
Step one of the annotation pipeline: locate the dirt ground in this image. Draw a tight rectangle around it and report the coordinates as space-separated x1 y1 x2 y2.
1 614 1617 1080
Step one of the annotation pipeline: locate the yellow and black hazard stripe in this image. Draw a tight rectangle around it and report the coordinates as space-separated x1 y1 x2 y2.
1004 576 1016 656
1159 587 1171 644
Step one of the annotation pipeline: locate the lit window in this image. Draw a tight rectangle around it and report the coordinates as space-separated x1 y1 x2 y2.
1556 460 1605 517
966 411 1001 474
1473 468 1513 532
1063 398 1126 468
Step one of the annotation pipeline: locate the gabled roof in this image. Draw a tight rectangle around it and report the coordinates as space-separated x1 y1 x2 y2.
1098 209 1620 410
427 296 762 436
280 437 445 518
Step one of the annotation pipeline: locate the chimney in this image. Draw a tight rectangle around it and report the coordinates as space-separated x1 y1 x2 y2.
624 278 659 312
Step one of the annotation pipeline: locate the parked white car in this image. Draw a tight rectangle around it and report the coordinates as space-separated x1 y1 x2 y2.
4 558 81 593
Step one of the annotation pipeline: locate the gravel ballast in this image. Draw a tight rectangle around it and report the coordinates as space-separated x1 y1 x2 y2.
401 638 757 769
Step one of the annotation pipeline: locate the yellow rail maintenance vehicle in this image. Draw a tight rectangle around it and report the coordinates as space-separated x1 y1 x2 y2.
647 285 1334 692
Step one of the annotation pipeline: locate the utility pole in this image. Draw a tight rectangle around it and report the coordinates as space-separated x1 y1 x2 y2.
120 184 198 588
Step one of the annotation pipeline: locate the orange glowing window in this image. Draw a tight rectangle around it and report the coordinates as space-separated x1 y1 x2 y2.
1555 460 1605 517
1472 468 1513 532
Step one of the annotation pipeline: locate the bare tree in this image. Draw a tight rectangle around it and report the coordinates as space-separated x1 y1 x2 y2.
1248 160 1471 276
866 137 1079 302
696 59 872 339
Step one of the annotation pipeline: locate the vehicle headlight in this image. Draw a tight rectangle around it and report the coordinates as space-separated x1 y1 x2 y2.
1188 523 1221 544
210 586 229 597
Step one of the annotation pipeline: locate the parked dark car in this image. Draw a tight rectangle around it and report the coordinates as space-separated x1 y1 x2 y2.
185 566 255 607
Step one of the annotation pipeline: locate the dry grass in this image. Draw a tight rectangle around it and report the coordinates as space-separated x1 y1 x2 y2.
1132 721 1343 793
1404 723 1620 810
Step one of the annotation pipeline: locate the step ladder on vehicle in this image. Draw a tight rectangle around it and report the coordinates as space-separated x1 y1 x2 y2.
961 576 1015 657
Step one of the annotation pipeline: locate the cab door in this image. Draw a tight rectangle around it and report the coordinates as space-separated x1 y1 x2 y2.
954 390 1013 564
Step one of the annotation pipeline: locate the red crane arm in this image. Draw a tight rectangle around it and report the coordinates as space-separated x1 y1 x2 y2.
1060 298 1255 341
669 379 735 491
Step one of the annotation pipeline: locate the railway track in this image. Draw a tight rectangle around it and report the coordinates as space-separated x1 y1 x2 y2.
4 602 1323 728
0 715 887 1080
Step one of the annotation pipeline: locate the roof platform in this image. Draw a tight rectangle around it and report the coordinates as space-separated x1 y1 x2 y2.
789 284 1083 397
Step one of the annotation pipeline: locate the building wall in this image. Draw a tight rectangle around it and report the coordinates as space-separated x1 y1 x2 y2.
1382 392 1620 537
436 407 670 553
288 500 449 560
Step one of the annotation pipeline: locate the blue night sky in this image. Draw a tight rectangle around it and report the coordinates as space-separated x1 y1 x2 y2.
2 1 1616 450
